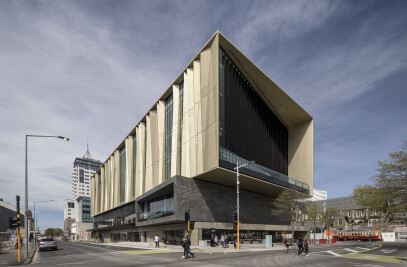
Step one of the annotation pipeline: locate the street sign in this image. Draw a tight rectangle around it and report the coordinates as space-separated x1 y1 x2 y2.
368 220 372 228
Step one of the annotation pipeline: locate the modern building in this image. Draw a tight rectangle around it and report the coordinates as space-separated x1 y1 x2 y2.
64 147 102 239
72 147 102 200
63 199 76 238
90 31 314 245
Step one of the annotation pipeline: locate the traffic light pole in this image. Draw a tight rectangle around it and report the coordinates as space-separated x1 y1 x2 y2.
236 162 240 251
17 214 21 263
16 196 21 263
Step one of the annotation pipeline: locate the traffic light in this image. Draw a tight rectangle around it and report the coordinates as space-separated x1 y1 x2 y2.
233 211 237 223
185 211 190 222
9 216 20 229
233 222 237 230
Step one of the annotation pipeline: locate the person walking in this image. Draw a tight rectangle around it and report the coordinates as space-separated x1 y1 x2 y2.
233 233 237 248
220 235 225 248
284 238 291 253
162 234 167 248
297 236 304 255
182 231 195 259
155 235 160 248
214 235 218 246
304 240 309 256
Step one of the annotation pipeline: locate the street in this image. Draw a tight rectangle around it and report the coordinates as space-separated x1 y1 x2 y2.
31 241 407 266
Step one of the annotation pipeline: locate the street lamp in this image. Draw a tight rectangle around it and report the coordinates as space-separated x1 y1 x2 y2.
25 135 69 258
35 212 47 237
234 160 255 251
34 200 54 243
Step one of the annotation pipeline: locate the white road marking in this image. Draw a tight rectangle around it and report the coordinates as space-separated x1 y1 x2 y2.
57 262 85 265
380 249 396 254
344 248 359 253
325 250 341 256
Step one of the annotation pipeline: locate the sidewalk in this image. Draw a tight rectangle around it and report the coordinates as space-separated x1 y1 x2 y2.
0 241 37 266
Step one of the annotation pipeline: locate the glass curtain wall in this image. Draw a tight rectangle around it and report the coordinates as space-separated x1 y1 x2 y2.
219 48 288 175
119 147 126 204
178 83 184 174
132 134 137 199
164 94 173 180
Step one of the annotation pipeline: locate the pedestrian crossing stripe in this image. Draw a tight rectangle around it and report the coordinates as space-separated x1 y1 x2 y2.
325 250 341 256
312 245 381 257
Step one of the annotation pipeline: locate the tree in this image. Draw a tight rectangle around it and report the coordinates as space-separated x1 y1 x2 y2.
353 141 407 221
306 201 318 242
44 228 63 237
272 188 307 243
320 207 338 243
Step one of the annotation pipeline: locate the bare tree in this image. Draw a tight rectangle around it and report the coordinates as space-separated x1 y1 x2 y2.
272 188 307 243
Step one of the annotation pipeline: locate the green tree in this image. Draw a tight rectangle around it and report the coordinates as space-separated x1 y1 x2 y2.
320 207 338 243
272 188 307 243
44 228 55 237
353 141 407 221
44 228 63 237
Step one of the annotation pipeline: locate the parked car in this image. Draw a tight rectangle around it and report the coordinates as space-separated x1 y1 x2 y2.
39 237 57 251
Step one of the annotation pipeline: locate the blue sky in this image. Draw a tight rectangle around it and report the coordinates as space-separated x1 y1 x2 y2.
1 0 406 232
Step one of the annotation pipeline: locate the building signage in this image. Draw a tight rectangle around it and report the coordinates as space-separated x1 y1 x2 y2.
395 227 407 233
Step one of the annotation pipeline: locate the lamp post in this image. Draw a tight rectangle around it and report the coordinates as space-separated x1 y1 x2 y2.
34 200 54 244
35 212 47 237
25 135 69 258
234 160 255 251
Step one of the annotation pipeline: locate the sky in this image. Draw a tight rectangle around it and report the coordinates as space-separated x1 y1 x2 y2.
1 0 406 233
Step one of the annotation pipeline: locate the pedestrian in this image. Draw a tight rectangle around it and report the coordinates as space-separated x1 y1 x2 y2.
162 234 167 248
224 235 229 248
304 240 309 256
220 235 225 248
297 236 304 255
233 233 237 248
155 235 160 248
214 235 218 246
284 238 291 253
182 231 195 259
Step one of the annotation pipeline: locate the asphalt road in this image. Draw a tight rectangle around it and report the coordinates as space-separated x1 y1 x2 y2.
34 241 407 267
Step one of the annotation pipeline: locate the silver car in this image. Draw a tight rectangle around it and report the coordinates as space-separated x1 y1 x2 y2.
39 237 57 251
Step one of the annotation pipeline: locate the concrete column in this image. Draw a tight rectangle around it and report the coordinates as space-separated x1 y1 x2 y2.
182 71 191 177
114 150 120 207
136 123 146 197
170 85 180 177
157 101 165 183
100 166 105 213
193 60 203 175
145 114 153 192
125 136 133 202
